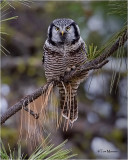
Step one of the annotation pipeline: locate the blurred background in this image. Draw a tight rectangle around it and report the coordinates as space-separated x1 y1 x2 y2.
1 1 127 159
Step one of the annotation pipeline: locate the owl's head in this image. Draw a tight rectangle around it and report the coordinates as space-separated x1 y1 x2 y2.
47 18 80 45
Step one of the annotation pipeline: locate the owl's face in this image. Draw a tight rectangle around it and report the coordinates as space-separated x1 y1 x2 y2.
47 18 80 45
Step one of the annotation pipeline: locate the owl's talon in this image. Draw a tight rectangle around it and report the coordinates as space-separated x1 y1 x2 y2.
71 65 76 70
66 67 71 72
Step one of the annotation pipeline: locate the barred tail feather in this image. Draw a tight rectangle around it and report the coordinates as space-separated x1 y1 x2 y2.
58 82 79 123
61 96 78 123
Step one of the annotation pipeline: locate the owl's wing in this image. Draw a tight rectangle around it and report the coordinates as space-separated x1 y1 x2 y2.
42 45 46 65
42 54 45 64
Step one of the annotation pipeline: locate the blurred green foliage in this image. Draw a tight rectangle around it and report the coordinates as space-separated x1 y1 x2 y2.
1 1 127 159
1 138 76 160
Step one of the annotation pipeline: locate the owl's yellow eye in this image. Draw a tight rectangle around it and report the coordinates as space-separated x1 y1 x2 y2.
66 26 71 31
55 27 59 31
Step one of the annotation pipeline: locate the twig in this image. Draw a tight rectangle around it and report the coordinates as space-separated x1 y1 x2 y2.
23 106 39 119
0 83 52 124
0 28 127 125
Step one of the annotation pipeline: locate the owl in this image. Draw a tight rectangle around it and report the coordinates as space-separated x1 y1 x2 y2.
43 18 88 124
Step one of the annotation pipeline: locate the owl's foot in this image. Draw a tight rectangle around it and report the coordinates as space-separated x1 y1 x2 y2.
66 66 76 72
71 65 76 70
66 67 71 72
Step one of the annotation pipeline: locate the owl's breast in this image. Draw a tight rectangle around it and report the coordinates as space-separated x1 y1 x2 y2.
65 43 87 68
44 50 66 82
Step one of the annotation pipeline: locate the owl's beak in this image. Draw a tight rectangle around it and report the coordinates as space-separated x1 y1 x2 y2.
61 31 64 36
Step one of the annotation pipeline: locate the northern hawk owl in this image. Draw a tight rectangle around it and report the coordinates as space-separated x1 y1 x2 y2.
43 18 88 124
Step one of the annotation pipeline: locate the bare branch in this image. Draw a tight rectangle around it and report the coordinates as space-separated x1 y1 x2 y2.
1 28 127 125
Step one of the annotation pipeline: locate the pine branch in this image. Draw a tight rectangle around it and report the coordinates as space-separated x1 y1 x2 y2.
0 28 127 125
64 28 127 82
0 83 52 125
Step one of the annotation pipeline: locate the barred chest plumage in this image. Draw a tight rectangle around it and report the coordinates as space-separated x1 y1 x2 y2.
43 38 87 82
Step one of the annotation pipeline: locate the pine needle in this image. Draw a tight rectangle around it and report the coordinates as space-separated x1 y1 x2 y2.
0 138 76 160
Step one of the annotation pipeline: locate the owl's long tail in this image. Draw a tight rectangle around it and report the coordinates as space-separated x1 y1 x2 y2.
58 82 79 124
